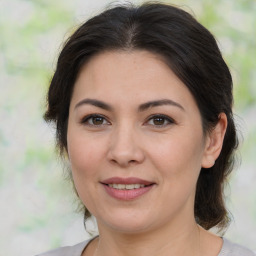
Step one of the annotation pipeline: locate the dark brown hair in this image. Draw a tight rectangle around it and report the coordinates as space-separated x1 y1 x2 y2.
44 2 239 232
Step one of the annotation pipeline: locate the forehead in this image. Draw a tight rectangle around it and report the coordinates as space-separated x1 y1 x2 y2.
77 50 170 87
71 50 198 112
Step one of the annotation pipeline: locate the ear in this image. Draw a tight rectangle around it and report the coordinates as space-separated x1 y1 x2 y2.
201 113 228 168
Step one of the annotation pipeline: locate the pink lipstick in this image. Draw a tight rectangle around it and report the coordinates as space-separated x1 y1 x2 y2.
101 177 155 200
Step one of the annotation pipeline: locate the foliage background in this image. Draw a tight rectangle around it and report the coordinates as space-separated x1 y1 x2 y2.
0 0 255 255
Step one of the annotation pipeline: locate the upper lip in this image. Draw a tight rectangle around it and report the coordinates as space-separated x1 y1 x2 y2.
101 177 155 186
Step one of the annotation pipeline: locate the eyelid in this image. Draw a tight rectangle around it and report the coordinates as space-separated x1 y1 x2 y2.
145 114 176 127
79 113 175 128
80 114 111 126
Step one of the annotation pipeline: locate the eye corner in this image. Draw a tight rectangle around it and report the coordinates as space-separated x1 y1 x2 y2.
145 114 176 128
80 114 111 127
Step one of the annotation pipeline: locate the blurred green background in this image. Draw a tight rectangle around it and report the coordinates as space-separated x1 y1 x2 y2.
0 0 255 255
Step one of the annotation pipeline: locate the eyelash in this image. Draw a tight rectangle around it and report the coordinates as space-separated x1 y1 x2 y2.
80 114 175 128
146 114 175 127
81 114 110 127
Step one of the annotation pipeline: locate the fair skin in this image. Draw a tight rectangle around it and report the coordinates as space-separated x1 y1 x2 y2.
67 50 227 256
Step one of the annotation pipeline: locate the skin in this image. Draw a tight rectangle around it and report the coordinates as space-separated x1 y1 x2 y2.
67 50 227 256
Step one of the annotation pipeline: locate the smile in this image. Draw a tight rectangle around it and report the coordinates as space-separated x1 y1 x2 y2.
101 177 155 200
108 184 146 190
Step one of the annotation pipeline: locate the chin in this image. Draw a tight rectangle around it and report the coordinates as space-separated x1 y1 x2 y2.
97 211 155 234
107 222 152 234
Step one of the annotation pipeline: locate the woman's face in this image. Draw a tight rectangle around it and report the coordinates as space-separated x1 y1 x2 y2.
67 50 213 234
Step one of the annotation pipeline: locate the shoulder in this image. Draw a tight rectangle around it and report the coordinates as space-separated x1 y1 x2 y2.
219 238 255 256
35 240 90 256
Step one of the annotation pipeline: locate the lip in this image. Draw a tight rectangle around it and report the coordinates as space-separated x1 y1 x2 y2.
101 177 154 186
101 177 155 201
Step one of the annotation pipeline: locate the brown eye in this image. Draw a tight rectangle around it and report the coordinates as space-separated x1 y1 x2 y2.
152 117 165 125
147 115 174 127
81 114 110 126
91 116 104 125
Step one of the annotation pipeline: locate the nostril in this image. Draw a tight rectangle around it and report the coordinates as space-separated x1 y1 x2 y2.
110 159 118 164
107 143 145 166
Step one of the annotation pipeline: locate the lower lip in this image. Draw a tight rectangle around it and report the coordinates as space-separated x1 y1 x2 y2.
103 184 154 200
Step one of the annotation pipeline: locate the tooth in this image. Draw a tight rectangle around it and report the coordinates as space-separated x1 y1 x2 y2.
109 184 147 190
117 184 125 189
125 184 134 190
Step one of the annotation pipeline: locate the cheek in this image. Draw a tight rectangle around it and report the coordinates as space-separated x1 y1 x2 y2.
150 135 204 209
66 132 105 210
150 132 204 179
67 131 105 179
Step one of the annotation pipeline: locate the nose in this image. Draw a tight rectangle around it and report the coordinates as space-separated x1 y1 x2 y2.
107 125 145 168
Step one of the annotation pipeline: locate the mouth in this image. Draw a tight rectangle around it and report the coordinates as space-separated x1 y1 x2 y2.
101 177 155 200
107 183 148 190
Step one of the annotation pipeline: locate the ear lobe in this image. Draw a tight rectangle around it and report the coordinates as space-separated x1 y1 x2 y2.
201 113 228 168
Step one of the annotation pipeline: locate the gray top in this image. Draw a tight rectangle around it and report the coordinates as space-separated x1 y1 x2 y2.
36 237 255 256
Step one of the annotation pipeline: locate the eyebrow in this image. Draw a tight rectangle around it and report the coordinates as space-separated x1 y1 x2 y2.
138 99 184 112
75 98 113 111
74 98 184 112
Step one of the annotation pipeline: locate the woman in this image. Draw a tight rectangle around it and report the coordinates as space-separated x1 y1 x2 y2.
38 2 255 256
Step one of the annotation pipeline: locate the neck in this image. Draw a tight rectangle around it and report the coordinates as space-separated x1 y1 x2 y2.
93 220 200 256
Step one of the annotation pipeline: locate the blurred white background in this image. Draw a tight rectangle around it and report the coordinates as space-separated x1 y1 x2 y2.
0 0 255 255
